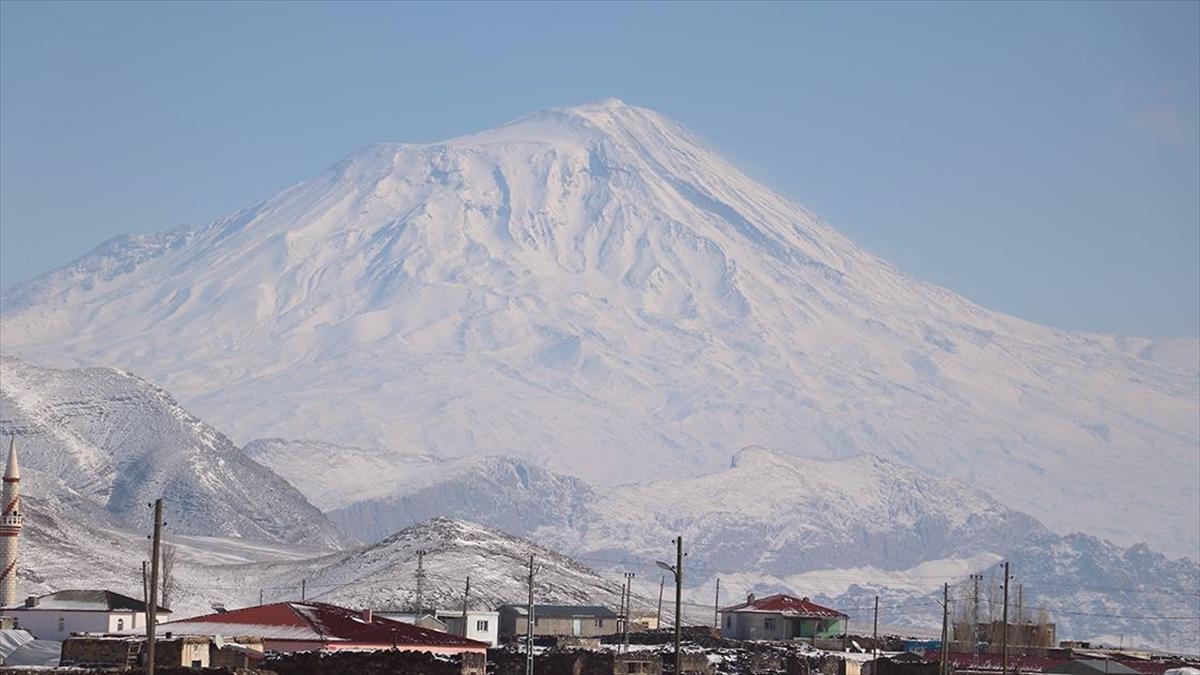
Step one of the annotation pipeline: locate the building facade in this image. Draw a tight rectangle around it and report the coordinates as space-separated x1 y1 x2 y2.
377 609 501 647
718 593 847 641
1 590 168 640
497 604 618 640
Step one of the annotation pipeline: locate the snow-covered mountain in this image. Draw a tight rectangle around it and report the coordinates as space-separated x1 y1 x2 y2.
229 517 643 615
321 446 1037 568
0 356 347 548
0 99 1196 560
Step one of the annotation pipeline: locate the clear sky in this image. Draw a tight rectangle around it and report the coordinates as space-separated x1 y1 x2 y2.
1 1 1197 337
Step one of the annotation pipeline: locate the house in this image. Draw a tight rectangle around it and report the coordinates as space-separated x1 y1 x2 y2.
0 590 169 640
1044 659 1142 675
376 609 500 647
158 601 488 655
718 593 846 641
59 634 264 669
496 604 619 640
631 613 659 631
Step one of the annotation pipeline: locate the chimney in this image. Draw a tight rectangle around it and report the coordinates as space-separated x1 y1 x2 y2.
362 608 373 623
747 593 756 603
24 596 37 607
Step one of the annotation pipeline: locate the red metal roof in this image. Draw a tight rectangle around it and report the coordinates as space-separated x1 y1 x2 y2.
719 593 847 618
164 602 488 648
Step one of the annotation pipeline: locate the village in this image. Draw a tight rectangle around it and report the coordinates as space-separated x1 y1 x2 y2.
0 444 1196 675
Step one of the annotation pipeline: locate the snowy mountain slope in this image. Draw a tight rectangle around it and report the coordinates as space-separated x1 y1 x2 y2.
242 438 444 511
0 356 348 548
320 446 1040 572
325 454 596 543
222 518 646 616
0 99 1196 558
305 446 1200 649
9 473 1196 651
309 445 1058 575
799 533 1200 652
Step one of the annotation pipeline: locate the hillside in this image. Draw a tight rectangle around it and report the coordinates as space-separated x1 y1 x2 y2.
0 356 347 548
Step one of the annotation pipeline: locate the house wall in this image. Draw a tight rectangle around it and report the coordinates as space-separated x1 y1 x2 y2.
6 609 115 639
503 614 613 638
106 611 144 633
442 611 500 647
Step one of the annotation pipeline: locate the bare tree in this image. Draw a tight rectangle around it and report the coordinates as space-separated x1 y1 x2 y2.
160 543 177 610
1034 609 1054 648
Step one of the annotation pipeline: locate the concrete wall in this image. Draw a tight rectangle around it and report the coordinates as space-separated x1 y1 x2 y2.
442 611 500 646
500 610 614 638
5 609 128 640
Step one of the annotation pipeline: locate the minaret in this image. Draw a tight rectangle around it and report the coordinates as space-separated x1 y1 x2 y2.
0 438 23 608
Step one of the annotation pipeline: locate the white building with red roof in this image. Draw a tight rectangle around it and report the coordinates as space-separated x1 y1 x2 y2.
718 593 847 642
158 602 488 656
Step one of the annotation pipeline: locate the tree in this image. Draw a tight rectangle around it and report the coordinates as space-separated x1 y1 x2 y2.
1034 609 1054 648
160 543 177 610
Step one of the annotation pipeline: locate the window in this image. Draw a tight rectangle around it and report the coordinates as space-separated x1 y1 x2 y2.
57 617 65 632
595 618 604 628
725 616 732 629
117 619 124 631
764 618 776 631
476 619 489 632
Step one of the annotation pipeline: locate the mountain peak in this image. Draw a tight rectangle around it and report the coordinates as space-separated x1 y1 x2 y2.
2 101 1196 559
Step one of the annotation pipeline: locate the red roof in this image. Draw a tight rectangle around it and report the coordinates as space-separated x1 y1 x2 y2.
719 594 847 618
163 602 488 648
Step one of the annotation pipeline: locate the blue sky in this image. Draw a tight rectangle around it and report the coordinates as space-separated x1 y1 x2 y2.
1 1 1196 337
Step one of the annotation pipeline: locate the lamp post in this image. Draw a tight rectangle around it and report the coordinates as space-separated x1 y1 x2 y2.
656 536 683 675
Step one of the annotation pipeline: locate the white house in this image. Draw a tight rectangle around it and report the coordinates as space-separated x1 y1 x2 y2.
0 590 169 640
375 608 500 647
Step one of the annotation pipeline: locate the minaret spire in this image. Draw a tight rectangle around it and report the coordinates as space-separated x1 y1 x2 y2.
0 437 24 608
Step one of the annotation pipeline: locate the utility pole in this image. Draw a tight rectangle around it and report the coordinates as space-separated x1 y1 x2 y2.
623 572 635 654
971 574 981 665
618 579 627 651
1001 562 1011 675
141 561 148 629
940 583 950 675
872 595 880 662
655 538 684 675
415 550 427 615
1017 583 1024 634
657 575 664 630
713 577 720 629
461 576 471 637
146 499 163 675
259 589 264 606
674 536 683 675
301 579 306 602
526 555 535 675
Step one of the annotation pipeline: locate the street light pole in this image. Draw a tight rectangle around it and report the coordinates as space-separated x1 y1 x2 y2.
657 536 684 675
